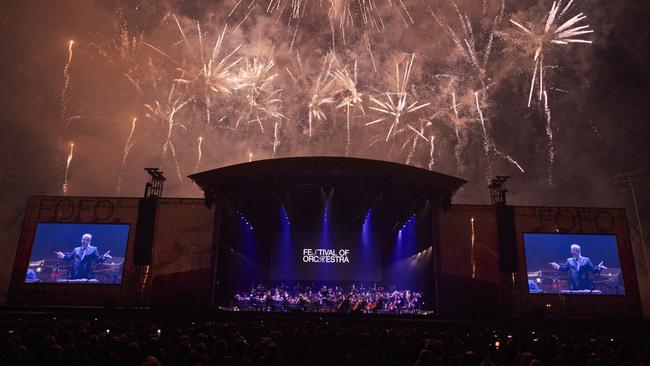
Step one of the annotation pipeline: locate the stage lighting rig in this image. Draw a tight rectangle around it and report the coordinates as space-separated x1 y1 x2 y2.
143 168 166 198
489 176 510 206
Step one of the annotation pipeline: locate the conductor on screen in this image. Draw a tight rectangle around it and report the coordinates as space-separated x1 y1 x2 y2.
548 243 607 291
54 233 112 280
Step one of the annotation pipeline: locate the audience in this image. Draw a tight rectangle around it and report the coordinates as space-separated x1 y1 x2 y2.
0 314 648 365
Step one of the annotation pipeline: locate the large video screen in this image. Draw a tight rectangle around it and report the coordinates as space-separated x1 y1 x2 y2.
26 223 129 284
523 233 625 295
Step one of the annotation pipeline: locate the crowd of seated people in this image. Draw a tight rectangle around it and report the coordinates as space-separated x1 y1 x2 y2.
232 283 423 313
1 314 649 366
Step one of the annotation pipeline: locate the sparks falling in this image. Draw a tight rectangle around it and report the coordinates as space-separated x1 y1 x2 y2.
333 59 364 154
451 91 466 171
307 53 337 138
61 40 75 120
62 142 74 195
144 84 191 183
195 136 203 172
543 90 555 190
116 117 138 196
470 217 476 279
428 134 435 171
474 91 492 180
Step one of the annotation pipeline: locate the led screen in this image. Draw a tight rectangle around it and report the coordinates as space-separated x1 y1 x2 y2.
26 223 129 284
523 233 624 295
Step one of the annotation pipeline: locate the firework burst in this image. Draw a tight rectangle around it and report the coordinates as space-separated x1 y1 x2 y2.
45 1 597 199
232 57 285 132
172 20 243 126
510 0 593 107
367 53 430 142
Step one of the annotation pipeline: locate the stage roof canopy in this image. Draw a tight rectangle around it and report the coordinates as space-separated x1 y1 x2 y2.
189 157 467 209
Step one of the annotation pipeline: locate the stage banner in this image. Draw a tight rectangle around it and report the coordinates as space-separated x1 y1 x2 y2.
150 199 214 277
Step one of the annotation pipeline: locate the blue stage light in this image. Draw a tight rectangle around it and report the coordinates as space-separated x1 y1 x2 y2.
362 208 372 247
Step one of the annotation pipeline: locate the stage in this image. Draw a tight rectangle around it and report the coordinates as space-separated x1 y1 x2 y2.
6 157 643 320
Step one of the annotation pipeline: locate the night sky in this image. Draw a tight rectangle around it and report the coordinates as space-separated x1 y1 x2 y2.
0 1 649 305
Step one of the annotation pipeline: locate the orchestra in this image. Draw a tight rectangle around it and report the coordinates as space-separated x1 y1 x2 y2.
233 283 423 314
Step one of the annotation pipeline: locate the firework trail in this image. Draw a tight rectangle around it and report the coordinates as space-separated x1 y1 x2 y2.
116 117 138 195
364 33 377 73
327 0 387 46
144 84 191 183
482 0 505 68
428 134 435 171
228 1 398 74
473 91 526 175
390 0 415 27
143 41 179 65
451 91 466 171
230 0 305 25
428 0 504 94
61 40 75 120
428 1 525 176
510 0 593 107
195 136 203 172
62 142 74 195
307 53 337 138
543 90 554 189
470 217 476 279
493 149 525 173
367 53 430 142
333 60 364 154
474 91 492 180
404 120 428 166
451 92 460 141
173 13 194 54
273 121 280 156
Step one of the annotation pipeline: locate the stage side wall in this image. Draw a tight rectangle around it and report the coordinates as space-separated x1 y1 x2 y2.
437 205 501 317
149 198 215 309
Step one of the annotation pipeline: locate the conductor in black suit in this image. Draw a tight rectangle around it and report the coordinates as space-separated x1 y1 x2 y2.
549 244 606 291
55 233 112 280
